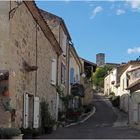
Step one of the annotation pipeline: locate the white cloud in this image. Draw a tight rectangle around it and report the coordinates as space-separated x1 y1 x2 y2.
116 9 126 15
126 0 140 10
127 47 140 54
90 6 103 19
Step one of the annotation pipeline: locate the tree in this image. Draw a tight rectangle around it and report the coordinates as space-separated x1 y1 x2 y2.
92 65 113 89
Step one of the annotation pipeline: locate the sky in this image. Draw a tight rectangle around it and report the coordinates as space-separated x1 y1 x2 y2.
36 0 140 64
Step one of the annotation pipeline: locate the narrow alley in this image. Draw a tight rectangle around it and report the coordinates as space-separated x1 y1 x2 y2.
39 92 140 139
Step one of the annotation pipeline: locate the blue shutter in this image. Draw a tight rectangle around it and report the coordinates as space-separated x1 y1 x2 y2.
70 68 74 84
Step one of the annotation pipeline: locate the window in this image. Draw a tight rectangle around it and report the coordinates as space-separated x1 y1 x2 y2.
70 68 74 84
61 63 65 85
51 59 57 85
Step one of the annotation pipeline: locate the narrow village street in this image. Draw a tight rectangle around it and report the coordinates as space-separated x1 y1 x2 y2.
39 92 140 139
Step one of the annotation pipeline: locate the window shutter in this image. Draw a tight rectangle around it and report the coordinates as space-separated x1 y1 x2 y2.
33 97 40 128
51 59 56 85
70 68 74 84
23 93 29 128
133 104 138 123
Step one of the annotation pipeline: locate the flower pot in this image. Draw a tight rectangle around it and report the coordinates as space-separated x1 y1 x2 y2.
3 91 10 96
23 133 32 139
53 125 57 131
12 134 23 140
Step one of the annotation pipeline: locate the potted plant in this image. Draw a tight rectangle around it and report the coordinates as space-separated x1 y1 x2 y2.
44 118 56 134
40 101 56 134
2 86 10 97
0 128 21 139
21 127 33 139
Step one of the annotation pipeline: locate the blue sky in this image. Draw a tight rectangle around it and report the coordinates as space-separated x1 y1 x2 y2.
36 0 140 64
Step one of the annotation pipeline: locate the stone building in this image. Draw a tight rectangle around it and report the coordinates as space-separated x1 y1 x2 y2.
68 44 83 109
0 1 62 128
96 53 105 67
104 65 126 96
119 61 140 113
40 10 72 111
80 58 97 105
125 62 140 128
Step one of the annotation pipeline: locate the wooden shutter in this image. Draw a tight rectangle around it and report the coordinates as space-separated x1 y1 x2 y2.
51 59 56 85
33 97 40 128
133 104 138 123
23 93 29 128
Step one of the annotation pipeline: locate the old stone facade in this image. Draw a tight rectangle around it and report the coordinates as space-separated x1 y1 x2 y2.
40 10 72 111
0 0 95 130
68 44 83 109
80 58 96 105
0 1 62 128
104 62 140 129
126 65 140 129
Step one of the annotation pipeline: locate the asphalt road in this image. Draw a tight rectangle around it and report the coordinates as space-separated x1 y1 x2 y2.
39 92 140 139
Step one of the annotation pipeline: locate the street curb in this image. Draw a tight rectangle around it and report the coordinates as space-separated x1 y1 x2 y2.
65 106 96 128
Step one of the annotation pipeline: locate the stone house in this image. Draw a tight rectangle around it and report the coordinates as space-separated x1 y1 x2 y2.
104 65 127 96
104 68 117 96
68 44 83 109
119 61 140 113
40 10 72 111
126 63 140 128
104 74 110 96
80 58 97 105
104 61 140 113
0 1 62 129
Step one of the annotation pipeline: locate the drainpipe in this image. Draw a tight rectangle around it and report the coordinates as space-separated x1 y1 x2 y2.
128 90 131 125
56 54 59 86
35 23 38 96
55 54 59 121
67 43 70 95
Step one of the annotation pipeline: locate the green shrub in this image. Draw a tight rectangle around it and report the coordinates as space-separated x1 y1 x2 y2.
20 127 33 139
58 111 66 121
111 96 120 107
40 100 56 133
0 128 21 139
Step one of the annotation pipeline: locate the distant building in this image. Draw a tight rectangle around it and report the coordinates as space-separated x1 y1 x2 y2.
96 53 105 66
96 53 120 68
105 63 120 67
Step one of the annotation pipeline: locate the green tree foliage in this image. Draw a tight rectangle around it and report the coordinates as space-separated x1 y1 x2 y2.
92 65 113 88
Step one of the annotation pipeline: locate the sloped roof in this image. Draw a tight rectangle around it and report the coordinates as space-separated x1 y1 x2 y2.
116 60 140 84
127 65 140 73
24 1 62 55
80 58 97 66
126 78 140 93
40 9 71 41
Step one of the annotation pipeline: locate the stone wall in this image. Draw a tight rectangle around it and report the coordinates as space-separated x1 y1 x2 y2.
0 1 59 128
0 1 11 128
37 24 58 118
10 2 37 127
